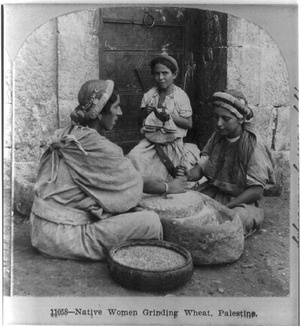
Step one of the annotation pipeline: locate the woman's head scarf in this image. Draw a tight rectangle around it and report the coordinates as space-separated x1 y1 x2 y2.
211 89 253 120
211 89 257 179
70 79 114 123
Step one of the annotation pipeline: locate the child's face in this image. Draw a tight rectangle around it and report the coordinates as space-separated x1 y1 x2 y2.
213 106 244 138
152 63 177 91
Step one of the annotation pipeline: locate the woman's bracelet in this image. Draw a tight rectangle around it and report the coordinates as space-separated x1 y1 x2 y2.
162 181 169 198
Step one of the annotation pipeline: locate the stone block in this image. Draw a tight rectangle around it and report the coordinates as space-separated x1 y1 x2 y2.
228 15 277 49
227 47 261 105
271 150 290 193
13 177 35 217
275 106 291 151
12 163 38 215
14 18 58 163
227 14 289 108
58 10 100 127
14 162 38 183
140 191 244 265
259 48 289 107
251 105 274 147
226 48 241 87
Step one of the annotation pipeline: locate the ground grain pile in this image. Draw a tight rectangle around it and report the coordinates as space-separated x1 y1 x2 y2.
113 245 186 271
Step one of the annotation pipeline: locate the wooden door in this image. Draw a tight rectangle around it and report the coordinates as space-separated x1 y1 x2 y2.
99 7 187 153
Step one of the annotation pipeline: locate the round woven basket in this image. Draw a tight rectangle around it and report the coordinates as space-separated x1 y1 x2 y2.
107 239 193 292
140 191 244 265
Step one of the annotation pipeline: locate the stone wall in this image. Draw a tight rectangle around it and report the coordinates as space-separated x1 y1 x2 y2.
57 10 100 127
6 8 292 216
227 15 290 192
10 9 100 215
12 10 99 184
13 18 58 182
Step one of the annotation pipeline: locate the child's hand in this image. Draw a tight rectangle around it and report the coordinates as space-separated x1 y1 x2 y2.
174 165 190 179
153 107 170 122
145 105 155 114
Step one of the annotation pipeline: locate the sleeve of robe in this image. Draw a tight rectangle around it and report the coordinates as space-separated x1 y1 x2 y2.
198 132 219 170
173 86 193 118
246 136 276 188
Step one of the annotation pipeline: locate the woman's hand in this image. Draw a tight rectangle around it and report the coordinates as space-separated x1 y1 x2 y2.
143 176 186 194
138 106 155 126
167 177 188 194
175 164 203 182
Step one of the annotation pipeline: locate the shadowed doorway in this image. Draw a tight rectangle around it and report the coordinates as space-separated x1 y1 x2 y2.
98 6 227 153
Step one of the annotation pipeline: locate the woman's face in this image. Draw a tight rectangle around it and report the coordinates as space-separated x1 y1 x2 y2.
213 106 244 138
98 95 122 131
153 63 177 91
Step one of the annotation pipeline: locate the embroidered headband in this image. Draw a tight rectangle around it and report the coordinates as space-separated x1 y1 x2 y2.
211 90 253 120
70 80 114 123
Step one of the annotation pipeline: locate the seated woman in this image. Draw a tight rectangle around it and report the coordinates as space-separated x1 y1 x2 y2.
127 53 199 181
30 79 186 261
176 89 275 237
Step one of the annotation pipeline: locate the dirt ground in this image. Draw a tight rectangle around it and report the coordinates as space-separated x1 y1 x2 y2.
4 191 290 297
